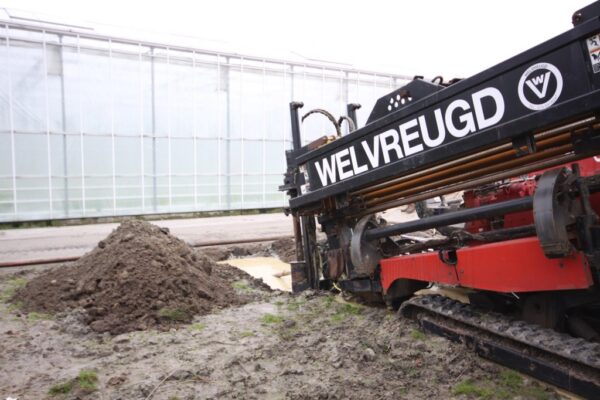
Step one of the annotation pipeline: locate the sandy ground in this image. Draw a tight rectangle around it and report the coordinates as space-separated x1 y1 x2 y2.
0 261 562 400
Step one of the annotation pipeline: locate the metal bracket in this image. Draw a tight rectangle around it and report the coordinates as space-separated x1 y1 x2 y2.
533 168 576 258
350 215 382 276
512 134 536 156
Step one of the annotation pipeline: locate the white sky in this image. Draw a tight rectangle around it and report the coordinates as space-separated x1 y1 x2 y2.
0 0 593 78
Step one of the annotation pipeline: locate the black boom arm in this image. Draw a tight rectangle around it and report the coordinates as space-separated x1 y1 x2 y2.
284 2 600 216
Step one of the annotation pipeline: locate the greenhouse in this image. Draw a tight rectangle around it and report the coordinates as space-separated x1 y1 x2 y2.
0 19 409 222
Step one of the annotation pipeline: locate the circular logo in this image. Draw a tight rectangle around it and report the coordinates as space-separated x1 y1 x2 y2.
517 63 563 111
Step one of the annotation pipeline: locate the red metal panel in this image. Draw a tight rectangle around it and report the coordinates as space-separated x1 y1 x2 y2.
380 251 460 291
380 237 594 293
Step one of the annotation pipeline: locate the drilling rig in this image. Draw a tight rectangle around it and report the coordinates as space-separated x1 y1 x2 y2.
281 2 600 398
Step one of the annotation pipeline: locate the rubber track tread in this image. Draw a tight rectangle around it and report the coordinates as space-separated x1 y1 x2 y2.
400 294 600 370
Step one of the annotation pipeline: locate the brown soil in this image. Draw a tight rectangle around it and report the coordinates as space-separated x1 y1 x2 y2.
212 262 272 292
200 237 297 263
13 220 261 335
201 243 270 262
270 237 297 263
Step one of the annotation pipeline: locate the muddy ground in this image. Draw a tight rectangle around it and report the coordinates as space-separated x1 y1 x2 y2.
1 247 563 399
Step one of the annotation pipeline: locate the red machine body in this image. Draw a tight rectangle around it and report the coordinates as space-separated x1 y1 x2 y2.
463 180 536 233
380 157 600 294
380 237 594 293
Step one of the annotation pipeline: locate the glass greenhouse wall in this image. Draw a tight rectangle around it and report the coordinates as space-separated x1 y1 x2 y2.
0 21 410 222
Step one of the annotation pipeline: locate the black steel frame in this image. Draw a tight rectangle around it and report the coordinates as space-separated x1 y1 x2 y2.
285 3 600 212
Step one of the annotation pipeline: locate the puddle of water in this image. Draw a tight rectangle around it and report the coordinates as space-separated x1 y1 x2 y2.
219 257 292 292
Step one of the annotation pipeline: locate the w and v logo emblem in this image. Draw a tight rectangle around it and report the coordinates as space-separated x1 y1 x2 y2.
518 62 563 111
525 72 551 99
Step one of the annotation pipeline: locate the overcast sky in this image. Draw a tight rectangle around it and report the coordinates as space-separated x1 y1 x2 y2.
0 0 593 78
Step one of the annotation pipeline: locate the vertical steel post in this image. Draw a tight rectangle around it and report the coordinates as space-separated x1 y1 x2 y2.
261 59 266 207
320 67 325 141
139 43 145 211
192 51 198 211
339 68 344 133
346 103 361 131
5 25 17 218
77 35 85 216
356 71 360 103
58 35 69 217
344 71 350 120
283 82 307 278
150 47 158 212
166 47 172 212
240 57 245 210
288 100 304 265
225 56 231 209
302 65 306 145
289 102 303 151
109 38 116 215
283 63 289 204
288 100 318 289
42 30 54 219
217 54 222 209
301 215 319 289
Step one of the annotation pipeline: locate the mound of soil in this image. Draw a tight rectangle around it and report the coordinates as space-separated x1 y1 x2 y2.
201 238 296 263
270 237 296 263
212 262 273 292
13 220 249 334
201 243 270 262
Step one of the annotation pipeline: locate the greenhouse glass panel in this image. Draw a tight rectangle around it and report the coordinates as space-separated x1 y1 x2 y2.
0 20 409 222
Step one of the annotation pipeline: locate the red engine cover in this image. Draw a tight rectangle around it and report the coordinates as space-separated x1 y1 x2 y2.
379 157 600 294
464 157 600 233
464 180 537 233
380 237 594 293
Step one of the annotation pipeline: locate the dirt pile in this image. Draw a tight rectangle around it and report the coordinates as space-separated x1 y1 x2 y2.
200 237 297 263
270 237 297 263
13 220 246 334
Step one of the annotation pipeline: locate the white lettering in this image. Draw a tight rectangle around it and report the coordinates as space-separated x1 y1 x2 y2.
445 99 476 138
311 86 506 187
422 112 445 147
399 118 424 156
335 148 354 180
526 71 551 98
362 137 381 168
472 87 505 130
349 146 368 175
379 129 404 163
531 74 546 85
314 155 337 186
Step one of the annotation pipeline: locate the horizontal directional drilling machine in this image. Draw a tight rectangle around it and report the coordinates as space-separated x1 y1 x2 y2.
281 2 600 398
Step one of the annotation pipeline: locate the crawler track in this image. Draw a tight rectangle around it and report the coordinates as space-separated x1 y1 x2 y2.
400 295 600 399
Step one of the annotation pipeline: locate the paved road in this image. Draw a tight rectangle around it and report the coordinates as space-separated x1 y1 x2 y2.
0 208 414 265
0 213 295 265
